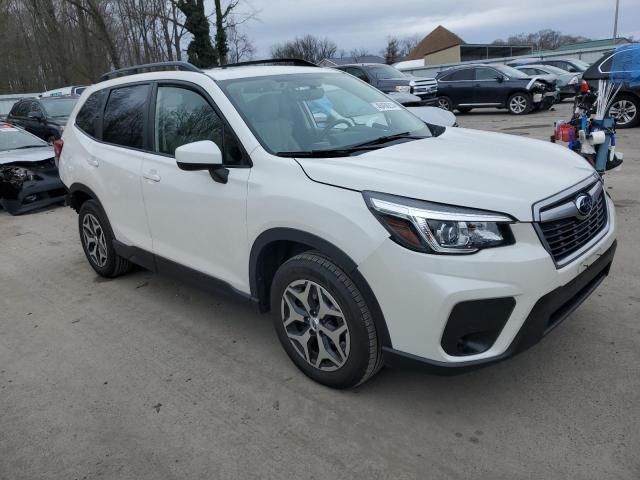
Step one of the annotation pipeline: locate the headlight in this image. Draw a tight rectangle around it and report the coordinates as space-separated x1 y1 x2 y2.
3 166 35 182
532 81 545 90
568 76 579 85
395 85 411 94
363 191 515 254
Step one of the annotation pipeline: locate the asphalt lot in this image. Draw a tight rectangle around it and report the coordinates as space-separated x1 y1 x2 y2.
1 102 639 480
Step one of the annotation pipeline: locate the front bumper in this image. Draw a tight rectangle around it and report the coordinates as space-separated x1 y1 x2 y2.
0 174 66 215
383 240 616 374
357 196 617 370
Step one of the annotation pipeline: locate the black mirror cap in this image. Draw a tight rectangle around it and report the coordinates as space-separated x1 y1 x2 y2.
176 161 229 184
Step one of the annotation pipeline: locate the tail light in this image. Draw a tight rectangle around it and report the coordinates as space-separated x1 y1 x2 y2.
580 80 590 93
53 139 64 167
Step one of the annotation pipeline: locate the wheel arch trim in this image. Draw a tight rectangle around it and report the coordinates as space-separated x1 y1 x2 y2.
249 228 392 348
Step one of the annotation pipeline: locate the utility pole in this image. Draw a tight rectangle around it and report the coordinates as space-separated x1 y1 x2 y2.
613 0 620 40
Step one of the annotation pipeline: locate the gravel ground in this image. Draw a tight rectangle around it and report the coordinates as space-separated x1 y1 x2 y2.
1 102 639 480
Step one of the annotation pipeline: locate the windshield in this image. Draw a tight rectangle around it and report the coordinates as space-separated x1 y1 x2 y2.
0 124 48 151
494 65 529 79
41 97 77 118
218 72 431 155
366 65 405 79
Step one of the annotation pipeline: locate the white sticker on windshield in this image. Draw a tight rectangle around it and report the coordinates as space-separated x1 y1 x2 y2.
371 101 401 112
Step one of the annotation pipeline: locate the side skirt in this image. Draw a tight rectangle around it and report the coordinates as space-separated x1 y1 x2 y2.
112 240 257 307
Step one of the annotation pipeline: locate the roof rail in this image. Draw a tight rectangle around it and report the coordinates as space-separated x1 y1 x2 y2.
219 58 318 69
98 61 202 82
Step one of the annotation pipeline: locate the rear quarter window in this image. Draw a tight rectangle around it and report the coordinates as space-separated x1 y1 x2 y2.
76 90 107 139
102 84 150 149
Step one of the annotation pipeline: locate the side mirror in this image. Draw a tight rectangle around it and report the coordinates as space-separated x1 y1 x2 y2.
496 75 505 83
175 140 228 184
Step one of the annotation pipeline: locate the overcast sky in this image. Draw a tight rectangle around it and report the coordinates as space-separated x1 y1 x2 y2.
234 0 640 57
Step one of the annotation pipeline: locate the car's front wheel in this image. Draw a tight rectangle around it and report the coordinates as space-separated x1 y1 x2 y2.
437 96 453 111
609 94 639 128
507 92 532 114
78 200 133 277
270 251 381 389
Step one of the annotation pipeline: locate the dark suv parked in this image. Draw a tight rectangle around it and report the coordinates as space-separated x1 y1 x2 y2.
582 46 639 128
435 64 557 114
334 63 438 105
7 95 79 142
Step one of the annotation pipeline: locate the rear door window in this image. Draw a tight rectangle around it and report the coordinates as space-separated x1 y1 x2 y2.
76 89 107 139
442 69 473 81
103 84 150 149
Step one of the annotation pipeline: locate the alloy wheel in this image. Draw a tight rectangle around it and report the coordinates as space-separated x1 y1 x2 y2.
82 213 108 267
509 95 528 114
609 99 637 126
280 279 350 372
437 97 451 111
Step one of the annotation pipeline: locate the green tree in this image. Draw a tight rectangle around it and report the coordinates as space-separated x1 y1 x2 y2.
174 0 217 68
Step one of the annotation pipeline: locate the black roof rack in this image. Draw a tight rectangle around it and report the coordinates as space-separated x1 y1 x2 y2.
98 61 202 82
219 58 318 69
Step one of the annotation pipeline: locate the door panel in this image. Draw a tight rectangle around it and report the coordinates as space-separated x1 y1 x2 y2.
93 84 153 250
472 68 504 104
141 85 250 290
438 68 474 105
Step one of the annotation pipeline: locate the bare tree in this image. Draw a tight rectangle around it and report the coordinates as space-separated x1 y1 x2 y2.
270 35 338 64
227 24 256 63
492 29 593 51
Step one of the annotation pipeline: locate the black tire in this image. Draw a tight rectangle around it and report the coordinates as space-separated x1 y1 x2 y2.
608 94 639 129
436 96 453 111
456 106 472 113
507 92 532 115
270 251 381 389
78 200 132 278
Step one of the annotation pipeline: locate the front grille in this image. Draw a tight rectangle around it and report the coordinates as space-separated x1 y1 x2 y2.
411 78 438 95
537 182 608 265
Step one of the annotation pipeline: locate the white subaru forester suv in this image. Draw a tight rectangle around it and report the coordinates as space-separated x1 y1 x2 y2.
58 60 617 388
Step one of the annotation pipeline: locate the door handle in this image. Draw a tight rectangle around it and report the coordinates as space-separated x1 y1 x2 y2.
474 83 481 87
143 170 161 182
86 156 98 167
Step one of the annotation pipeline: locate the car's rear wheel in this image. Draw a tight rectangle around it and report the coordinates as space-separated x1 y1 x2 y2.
270 251 381 389
78 200 133 277
507 93 532 114
609 94 639 128
456 106 472 113
437 96 453 111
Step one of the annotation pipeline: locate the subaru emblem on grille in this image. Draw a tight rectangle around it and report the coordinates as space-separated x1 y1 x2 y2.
574 193 593 219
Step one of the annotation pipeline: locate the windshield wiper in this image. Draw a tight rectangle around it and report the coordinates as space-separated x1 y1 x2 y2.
276 132 429 158
13 145 46 150
347 132 428 149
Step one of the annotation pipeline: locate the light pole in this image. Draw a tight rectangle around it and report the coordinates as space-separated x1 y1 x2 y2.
613 0 620 40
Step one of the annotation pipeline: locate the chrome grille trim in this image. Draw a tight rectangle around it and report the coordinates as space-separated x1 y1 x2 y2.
532 174 610 268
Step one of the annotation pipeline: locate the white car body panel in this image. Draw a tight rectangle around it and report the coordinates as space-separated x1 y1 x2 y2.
295 127 595 221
